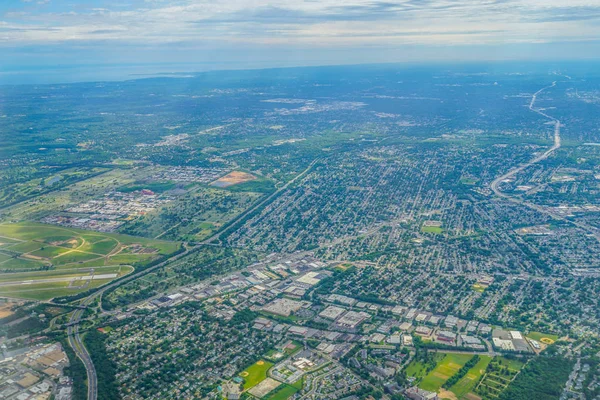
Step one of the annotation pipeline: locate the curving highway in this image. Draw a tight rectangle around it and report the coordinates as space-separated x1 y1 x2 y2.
65 243 197 400
67 307 97 400
490 81 600 241
490 81 561 198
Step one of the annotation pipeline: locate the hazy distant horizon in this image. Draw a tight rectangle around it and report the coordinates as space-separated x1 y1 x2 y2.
3 56 600 86
2 0 600 85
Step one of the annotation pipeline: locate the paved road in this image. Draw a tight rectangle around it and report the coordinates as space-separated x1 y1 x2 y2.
490 82 561 198
65 243 197 399
67 295 99 400
66 159 320 399
203 158 320 245
490 82 600 241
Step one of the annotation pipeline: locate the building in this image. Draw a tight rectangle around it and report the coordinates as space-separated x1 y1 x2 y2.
437 330 456 343
405 386 439 400
319 305 346 320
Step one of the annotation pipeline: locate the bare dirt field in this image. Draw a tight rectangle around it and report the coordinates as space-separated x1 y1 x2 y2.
248 377 281 398
210 171 256 188
0 302 19 318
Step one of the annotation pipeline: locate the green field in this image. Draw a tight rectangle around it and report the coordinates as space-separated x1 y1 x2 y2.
526 331 559 343
224 178 276 193
406 353 446 381
474 357 525 399
460 177 479 185
0 257 46 270
419 353 473 392
421 226 444 234
0 222 179 300
240 360 273 390
449 355 492 398
265 379 303 400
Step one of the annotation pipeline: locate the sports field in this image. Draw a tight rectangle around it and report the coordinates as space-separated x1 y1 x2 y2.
421 226 444 234
526 331 558 344
240 360 274 390
0 222 179 300
419 353 474 392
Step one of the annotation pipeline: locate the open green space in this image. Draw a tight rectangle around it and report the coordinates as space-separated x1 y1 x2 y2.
0 222 179 300
449 355 492 398
526 331 559 343
406 352 445 380
118 180 176 193
240 360 273 390
421 226 444 234
474 357 525 399
29 245 72 258
7 241 45 253
52 250 102 265
0 257 47 270
460 177 479 185
265 380 303 400
224 177 276 193
78 237 119 255
419 353 474 392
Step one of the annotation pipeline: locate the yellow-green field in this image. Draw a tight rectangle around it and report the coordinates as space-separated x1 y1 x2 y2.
265 379 303 400
421 226 444 234
418 353 473 392
0 222 179 300
526 331 559 344
448 355 492 399
405 352 445 381
239 360 273 390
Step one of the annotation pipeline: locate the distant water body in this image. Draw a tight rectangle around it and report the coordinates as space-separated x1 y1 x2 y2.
0 63 230 85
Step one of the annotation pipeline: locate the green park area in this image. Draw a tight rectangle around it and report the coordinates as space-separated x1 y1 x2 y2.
474 357 525 399
421 226 444 234
447 355 492 398
407 353 525 400
239 360 274 390
418 353 474 392
526 331 559 344
0 222 180 300
265 379 303 400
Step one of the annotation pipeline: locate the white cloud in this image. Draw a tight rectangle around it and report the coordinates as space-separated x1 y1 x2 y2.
1 0 599 47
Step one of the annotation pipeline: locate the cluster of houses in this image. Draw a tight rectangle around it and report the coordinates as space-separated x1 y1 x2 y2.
0 342 72 400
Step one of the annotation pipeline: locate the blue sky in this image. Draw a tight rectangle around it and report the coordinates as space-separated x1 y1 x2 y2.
2 0 600 78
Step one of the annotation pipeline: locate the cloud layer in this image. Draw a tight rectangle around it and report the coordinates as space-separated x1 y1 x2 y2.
1 0 600 69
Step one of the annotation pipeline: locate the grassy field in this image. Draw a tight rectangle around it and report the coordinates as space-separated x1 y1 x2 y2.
449 355 492 399
0 222 178 300
460 177 479 185
406 353 445 381
472 284 487 293
474 357 525 399
240 360 273 390
526 331 559 343
421 226 444 234
419 353 474 392
265 379 303 400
